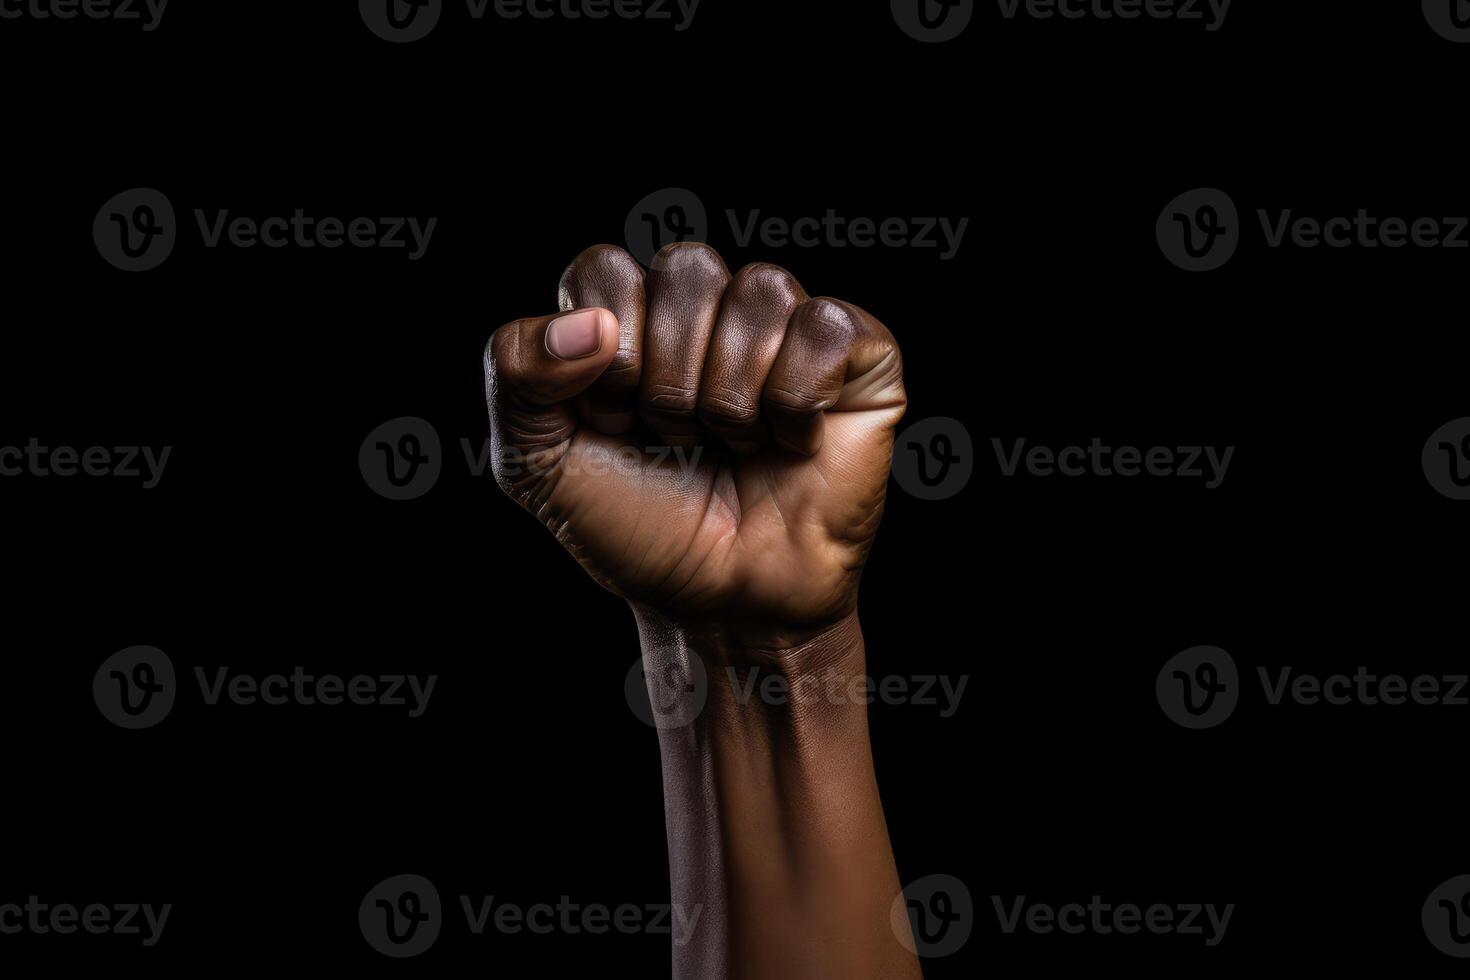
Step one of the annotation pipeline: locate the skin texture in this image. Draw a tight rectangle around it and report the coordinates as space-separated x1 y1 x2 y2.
484 243 922 979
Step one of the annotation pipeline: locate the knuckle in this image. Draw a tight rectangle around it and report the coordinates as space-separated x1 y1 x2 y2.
792 297 860 344
650 241 730 290
698 390 759 428
573 242 639 269
642 383 700 416
560 244 644 300
729 262 803 308
598 356 642 391
762 385 830 417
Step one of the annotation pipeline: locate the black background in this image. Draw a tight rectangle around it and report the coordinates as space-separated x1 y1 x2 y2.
2 0 1467 974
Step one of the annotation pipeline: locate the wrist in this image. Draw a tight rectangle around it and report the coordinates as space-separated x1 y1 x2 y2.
629 603 870 733
630 602 864 657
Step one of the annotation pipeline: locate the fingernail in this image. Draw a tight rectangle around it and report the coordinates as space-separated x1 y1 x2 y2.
546 309 604 360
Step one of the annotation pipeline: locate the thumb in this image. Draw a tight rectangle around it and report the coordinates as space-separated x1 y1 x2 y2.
483 307 620 500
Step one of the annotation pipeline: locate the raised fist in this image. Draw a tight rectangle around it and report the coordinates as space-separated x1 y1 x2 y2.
485 242 920 978
484 243 906 641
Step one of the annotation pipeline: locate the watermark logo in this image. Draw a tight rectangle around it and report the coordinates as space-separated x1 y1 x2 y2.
624 188 709 267
994 437 1234 488
1156 645 1238 729
94 188 176 272
458 894 701 944
1157 188 1238 272
360 874 701 956
363 417 709 499
191 667 436 716
892 417 974 500
624 657 967 725
726 210 968 260
625 189 969 267
993 896 1234 945
728 667 968 717
360 874 442 958
0 0 168 30
93 646 176 729
1258 667 1468 708
95 190 436 270
1423 417 1470 500
361 0 700 42
892 0 974 42
360 417 443 500
1425 875 1470 957
625 653 709 729
0 898 172 946
891 426 1234 499
997 0 1231 31
1424 0 1470 42
892 874 973 957
1257 209 1469 250
1160 649 1470 728
1164 189 1470 270
0 440 171 488
95 650 437 728
360 0 443 42
192 209 436 259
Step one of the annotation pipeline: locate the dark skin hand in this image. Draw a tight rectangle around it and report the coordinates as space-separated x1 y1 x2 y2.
485 242 922 980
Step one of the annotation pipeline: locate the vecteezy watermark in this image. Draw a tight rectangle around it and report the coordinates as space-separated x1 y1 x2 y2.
727 210 968 261
892 425 1230 499
996 0 1232 31
93 647 438 728
1156 645 1238 729
1156 187 1239 272
1158 645 1470 730
0 898 171 947
94 647 177 729
727 666 969 717
1257 667 1470 709
0 439 171 488
359 0 442 41
994 437 1235 488
1256 208 1470 250
1424 0 1470 43
891 417 974 501
360 417 443 501
1424 875 1470 957
359 416 707 500
892 875 973 957
624 188 708 267
624 654 968 727
992 896 1235 946
625 652 709 729
93 188 176 272
359 0 700 43
0 0 168 30
193 209 436 259
359 874 702 958
94 189 437 271
624 188 969 267
1160 187 1470 271
1423 417 1470 501
892 0 974 42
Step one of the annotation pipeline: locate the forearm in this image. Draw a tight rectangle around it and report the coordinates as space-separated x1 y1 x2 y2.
633 605 923 980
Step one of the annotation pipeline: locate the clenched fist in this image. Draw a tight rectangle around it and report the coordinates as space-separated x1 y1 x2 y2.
484 242 921 979
483 243 906 640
